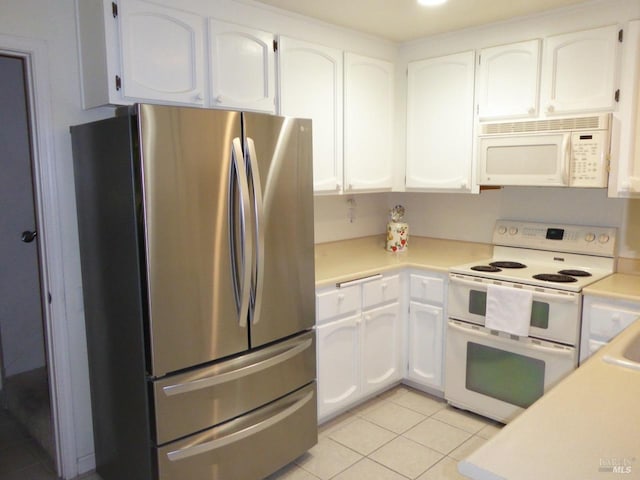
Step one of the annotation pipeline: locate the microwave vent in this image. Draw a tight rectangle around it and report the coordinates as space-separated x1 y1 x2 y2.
481 115 609 135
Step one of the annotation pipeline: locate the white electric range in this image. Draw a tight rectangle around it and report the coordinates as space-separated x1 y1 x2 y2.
445 220 617 423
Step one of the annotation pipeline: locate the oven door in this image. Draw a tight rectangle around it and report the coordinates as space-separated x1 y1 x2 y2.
444 319 577 423
448 274 581 345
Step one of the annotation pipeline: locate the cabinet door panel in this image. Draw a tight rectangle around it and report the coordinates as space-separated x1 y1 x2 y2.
317 315 360 419
119 0 205 105
477 40 540 120
279 37 343 193
407 302 444 389
406 51 475 191
541 25 618 115
209 20 275 112
362 303 402 396
344 53 394 192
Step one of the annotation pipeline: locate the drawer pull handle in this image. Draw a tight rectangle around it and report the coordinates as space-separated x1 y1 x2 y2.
162 338 312 396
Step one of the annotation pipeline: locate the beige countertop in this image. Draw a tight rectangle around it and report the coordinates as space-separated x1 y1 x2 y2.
583 273 640 303
314 235 493 287
459 317 640 480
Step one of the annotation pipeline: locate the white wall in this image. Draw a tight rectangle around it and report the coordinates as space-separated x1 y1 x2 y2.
314 187 640 259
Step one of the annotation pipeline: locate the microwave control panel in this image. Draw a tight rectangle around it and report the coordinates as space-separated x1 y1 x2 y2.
569 131 609 188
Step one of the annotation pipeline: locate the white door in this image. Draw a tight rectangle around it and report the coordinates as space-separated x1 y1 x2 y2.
361 302 402 396
477 39 541 120
407 301 444 389
406 51 476 192
316 314 360 420
208 20 275 113
278 37 343 193
540 24 619 115
343 53 394 192
118 0 205 105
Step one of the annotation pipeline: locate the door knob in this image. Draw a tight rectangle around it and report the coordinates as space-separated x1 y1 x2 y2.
21 230 37 243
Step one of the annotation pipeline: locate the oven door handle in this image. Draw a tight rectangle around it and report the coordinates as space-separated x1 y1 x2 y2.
448 320 575 358
449 276 579 303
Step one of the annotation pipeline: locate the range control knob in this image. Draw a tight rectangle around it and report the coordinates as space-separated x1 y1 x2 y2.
509 227 519 235
598 234 610 244
585 233 596 243
497 226 507 235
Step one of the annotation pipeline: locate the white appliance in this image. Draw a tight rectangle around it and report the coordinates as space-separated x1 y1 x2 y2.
478 114 611 187
445 220 616 423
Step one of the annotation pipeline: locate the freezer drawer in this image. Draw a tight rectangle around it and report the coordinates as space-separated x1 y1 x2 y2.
152 330 315 444
156 382 317 480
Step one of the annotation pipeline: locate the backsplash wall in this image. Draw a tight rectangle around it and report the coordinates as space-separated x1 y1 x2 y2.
313 189 640 259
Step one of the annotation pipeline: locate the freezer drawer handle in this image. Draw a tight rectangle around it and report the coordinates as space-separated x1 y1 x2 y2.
166 389 314 462
162 338 313 396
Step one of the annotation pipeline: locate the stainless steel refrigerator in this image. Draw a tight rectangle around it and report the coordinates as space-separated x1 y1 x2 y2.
71 104 317 480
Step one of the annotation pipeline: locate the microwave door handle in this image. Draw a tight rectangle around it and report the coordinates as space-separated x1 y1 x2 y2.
562 134 571 185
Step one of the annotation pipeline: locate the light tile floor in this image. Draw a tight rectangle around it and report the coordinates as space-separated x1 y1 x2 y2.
267 385 503 480
1 385 501 480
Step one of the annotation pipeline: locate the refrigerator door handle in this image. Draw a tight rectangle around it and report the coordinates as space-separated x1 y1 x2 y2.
229 137 253 328
246 136 265 324
161 337 313 396
165 389 314 462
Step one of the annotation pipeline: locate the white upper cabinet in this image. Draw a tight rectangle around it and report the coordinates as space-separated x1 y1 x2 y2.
208 20 276 113
343 53 394 192
118 0 206 106
477 39 541 120
611 20 640 198
406 51 476 192
540 25 619 116
278 37 343 194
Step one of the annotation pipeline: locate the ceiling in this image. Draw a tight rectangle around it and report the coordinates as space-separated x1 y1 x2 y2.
252 0 591 42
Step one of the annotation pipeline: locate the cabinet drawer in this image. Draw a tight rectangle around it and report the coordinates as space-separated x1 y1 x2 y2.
362 275 400 309
316 285 360 323
410 274 445 305
590 304 640 342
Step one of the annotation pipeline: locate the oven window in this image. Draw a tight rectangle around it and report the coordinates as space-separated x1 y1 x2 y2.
466 342 545 409
468 290 549 329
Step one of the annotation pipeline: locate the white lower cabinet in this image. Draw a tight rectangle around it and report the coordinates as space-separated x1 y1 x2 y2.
361 302 403 397
406 302 444 389
317 314 361 418
405 271 447 392
316 273 402 421
580 295 640 364
316 269 449 421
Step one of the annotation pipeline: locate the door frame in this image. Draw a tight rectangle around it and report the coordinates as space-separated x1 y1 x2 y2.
0 34 78 479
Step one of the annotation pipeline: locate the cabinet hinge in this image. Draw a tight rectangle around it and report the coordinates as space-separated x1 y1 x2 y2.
619 29 623 42
478 54 481 65
273 39 278 52
112 1 118 18
615 89 620 102
115 75 122 91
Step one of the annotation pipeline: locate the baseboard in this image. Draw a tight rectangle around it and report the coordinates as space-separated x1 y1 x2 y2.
77 453 96 476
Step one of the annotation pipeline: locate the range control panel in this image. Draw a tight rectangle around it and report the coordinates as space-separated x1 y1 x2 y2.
492 220 617 257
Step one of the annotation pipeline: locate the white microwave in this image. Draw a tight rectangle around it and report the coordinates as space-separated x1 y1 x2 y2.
478 114 611 187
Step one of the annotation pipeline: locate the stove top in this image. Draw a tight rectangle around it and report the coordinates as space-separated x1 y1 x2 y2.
450 221 617 292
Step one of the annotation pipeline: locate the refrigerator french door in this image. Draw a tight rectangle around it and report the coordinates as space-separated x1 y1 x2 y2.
71 104 316 480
